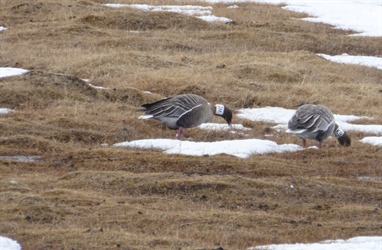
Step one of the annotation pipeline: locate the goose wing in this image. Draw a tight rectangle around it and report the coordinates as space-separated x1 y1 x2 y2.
140 94 206 119
288 104 334 134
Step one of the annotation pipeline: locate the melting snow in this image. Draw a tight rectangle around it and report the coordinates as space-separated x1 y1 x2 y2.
318 53 382 70
0 236 21 250
0 67 29 78
360 137 382 146
104 3 232 23
250 236 382 250
114 138 302 158
0 108 15 115
0 155 41 163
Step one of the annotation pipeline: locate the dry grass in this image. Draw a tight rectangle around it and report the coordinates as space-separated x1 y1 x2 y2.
0 0 382 249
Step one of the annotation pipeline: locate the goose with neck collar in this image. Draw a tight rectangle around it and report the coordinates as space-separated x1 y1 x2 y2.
287 104 351 148
138 94 232 138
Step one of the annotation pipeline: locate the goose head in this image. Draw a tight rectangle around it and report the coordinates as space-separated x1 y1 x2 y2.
333 124 351 147
214 104 232 126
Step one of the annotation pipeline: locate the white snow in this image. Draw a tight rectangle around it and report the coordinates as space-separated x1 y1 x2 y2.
318 53 382 70
360 136 382 146
0 108 14 114
250 236 382 250
0 67 29 78
0 68 28 116
0 69 23 115
338 122 382 135
88 83 110 90
104 3 233 23
237 106 295 124
198 15 232 23
281 1 382 37
0 155 41 162
114 138 302 158
227 5 239 9
82 79 110 89
0 236 21 250
199 123 250 131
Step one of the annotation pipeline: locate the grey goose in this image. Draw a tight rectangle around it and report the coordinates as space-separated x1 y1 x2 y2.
287 104 351 148
138 94 232 138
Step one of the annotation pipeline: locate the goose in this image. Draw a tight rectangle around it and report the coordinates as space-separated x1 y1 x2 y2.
287 104 351 148
138 94 232 138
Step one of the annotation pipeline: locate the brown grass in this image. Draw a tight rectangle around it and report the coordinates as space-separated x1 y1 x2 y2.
1 0 382 249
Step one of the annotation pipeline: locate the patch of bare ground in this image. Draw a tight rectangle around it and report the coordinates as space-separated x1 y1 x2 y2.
0 0 381 249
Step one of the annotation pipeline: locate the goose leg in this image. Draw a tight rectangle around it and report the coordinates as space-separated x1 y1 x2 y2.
302 139 307 148
318 142 323 149
176 127 184 139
